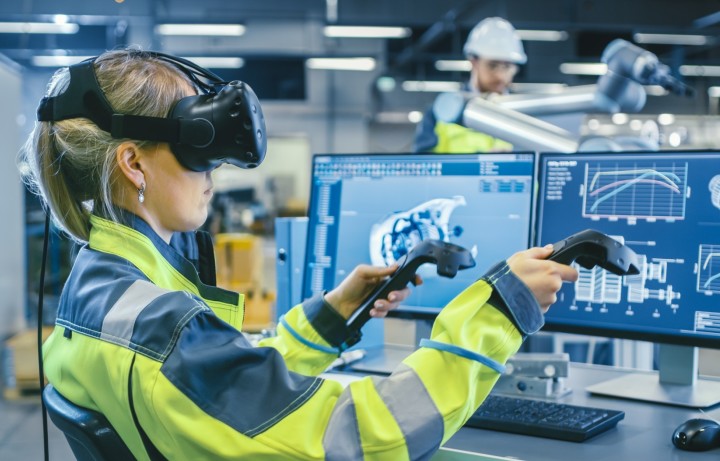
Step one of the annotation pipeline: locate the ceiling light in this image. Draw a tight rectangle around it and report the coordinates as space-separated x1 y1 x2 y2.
559 62 607 76
634 33 709 46
668 131 682 147
0 22 79 34
306 57 376 71
679 65 720 77
408 111 423 123
435 60 472 72
611 113 629 125
374 111 423 123
31 54 245 69
155 24 245 36
510 83 568 93
183 57 244 68
516 29 568 41
32 55 92 67
401 80 462 92
657 113 675 126
323 26 411 39
643 85 669 96
375 76 397 92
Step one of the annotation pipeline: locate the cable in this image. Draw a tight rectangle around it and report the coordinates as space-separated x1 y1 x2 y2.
37 212 50 461
698 408 718 422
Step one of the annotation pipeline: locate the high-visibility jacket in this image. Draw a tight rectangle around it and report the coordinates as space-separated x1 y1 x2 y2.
43 211 543 460
413 96 512 154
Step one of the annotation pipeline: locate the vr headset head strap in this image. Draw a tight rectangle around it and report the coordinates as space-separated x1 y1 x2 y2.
35 55 214 147
37 58 115 131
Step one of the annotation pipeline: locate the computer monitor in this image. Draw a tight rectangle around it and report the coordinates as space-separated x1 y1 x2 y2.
302 152 535 319
536 150 720 408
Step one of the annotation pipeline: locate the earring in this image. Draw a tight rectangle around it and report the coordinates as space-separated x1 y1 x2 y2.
138 183 146 204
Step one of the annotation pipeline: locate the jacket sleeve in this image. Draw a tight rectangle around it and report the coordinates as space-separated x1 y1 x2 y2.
139 259 540 460
313 260 539 457
257 293 351 376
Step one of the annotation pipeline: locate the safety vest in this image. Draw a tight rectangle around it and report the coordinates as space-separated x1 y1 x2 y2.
414 108 513 154
43 211 540 460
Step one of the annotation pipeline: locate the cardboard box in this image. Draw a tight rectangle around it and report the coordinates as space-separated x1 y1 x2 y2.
215 233 263 295
3 327 53 398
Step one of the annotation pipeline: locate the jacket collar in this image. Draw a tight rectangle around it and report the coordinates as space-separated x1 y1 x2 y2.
88 212 240 308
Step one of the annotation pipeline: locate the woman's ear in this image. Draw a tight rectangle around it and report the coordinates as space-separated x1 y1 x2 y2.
115 141 145 189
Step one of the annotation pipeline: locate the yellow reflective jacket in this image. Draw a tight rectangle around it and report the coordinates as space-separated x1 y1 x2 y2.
43 212 542 460
414 107 513 154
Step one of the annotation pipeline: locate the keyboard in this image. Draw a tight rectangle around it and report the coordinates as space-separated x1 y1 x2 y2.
465 394 625 442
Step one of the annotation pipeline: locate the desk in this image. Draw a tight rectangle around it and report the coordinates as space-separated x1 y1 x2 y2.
443 362 720 460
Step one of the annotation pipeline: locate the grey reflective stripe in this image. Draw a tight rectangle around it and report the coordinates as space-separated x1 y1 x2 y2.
101 280 170 346
373 364 443 461
323 365 443 461
323 388 363 461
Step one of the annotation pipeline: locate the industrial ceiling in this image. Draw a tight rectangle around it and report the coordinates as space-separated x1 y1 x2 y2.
2 0 720 114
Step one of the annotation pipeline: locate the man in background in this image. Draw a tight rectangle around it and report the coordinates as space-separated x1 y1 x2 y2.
414 17 526 153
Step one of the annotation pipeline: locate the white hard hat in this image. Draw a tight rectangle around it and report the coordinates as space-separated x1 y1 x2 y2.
463 17 527 64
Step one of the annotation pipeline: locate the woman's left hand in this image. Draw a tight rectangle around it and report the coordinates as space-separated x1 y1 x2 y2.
324 264 422 319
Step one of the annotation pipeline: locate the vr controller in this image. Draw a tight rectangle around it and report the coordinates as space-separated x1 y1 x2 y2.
343 230 638 347
344 239 476 347
547 229 640 276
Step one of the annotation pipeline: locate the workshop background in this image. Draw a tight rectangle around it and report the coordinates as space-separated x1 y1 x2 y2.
1 0 720 457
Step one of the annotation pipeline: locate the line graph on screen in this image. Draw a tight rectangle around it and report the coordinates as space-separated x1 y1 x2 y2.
582 162 688 221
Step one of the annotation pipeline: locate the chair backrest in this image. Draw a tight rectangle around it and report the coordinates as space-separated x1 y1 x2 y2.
42 384 135 461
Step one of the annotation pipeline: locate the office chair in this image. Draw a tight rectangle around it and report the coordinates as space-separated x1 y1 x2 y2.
42 384 134 461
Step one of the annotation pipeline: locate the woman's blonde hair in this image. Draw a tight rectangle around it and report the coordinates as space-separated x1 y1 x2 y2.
20 49 193 242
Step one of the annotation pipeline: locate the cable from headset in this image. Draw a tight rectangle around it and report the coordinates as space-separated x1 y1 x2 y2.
37 212 50 461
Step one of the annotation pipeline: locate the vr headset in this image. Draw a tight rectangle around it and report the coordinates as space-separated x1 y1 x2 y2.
36 51 266 172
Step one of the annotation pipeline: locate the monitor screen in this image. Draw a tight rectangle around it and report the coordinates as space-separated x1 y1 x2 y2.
536 150 720 349
303 153 535 316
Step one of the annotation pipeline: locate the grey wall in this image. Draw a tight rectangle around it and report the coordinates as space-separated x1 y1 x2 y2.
0 58 26 338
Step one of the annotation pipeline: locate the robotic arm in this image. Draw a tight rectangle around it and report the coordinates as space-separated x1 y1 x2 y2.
434 92 580 152
601 39 693 97
433 39 694 151
593 39 694 113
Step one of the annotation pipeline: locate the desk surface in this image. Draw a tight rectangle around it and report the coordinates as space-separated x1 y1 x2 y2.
444 362 720 461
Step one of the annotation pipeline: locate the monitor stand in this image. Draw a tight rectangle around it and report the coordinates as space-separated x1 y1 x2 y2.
586 344 720 408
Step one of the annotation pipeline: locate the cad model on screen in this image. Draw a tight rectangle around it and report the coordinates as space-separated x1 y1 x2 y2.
368 195 479 273
536 151 720 343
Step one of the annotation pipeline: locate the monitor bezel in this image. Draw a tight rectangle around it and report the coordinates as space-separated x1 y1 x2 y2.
535 149 720 350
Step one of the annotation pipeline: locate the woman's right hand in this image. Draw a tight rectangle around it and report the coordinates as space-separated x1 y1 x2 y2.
507 245 579 313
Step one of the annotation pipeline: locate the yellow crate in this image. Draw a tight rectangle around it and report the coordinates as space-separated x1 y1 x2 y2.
214 233 263 295
3 327 53 399
213 233 277 331
242 292 277 333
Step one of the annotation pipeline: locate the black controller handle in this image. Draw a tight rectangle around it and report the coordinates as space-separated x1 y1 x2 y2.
344 239 476 347
547 229 640 276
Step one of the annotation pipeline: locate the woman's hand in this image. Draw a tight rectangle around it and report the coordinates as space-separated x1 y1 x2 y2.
507 245 579 313
324 264 423 319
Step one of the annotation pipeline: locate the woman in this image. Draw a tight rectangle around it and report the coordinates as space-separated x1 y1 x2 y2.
22 49 577 460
